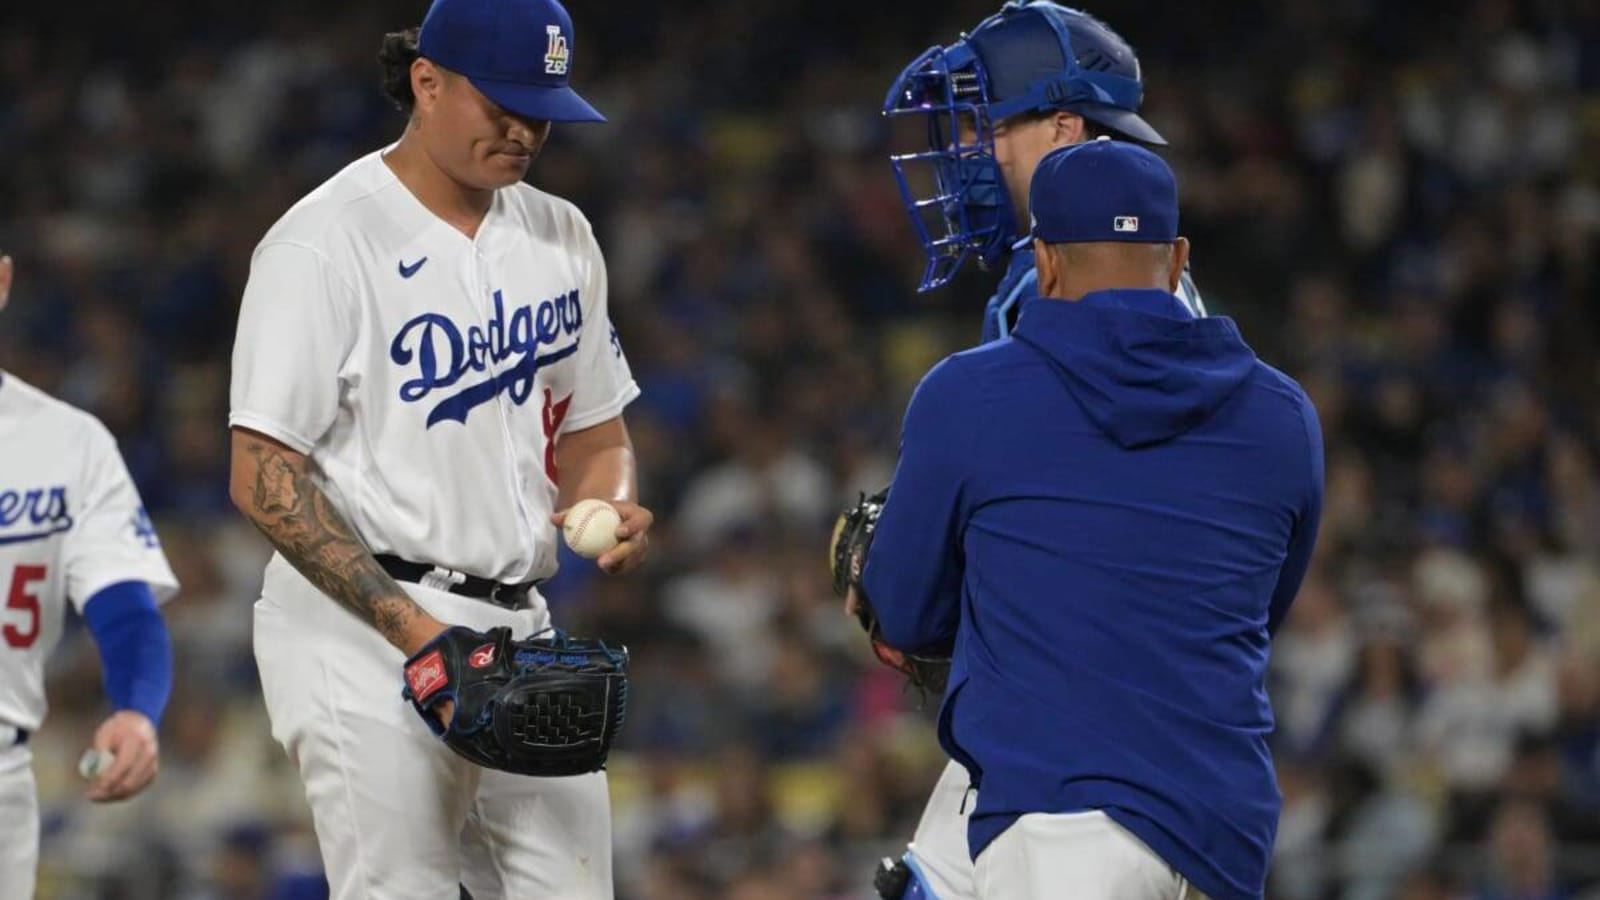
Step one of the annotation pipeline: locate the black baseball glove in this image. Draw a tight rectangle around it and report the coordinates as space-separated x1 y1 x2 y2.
830 488 952 697
402 625 628 777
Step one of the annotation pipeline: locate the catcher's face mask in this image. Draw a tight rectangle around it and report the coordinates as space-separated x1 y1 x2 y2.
884 1 1160 293
884 42 1014 294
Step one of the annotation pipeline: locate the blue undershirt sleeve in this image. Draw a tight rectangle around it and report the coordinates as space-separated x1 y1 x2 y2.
82 581 174 726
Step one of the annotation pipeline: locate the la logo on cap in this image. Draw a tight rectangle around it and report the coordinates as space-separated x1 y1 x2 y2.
544 24 569 75
1113 216 1140 233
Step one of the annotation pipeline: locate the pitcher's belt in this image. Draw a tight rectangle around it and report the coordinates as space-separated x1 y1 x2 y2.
374 555 533 610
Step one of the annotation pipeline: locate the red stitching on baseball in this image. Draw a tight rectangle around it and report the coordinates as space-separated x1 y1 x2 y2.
569 503 602 550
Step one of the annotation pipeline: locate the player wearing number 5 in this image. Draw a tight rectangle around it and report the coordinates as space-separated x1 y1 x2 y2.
226 0 648 897
0 255 179 900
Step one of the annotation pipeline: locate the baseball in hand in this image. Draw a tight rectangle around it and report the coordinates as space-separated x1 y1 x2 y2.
79 748 114 780
563 499 621 559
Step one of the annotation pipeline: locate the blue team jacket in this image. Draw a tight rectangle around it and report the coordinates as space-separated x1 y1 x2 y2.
862 289 1323 900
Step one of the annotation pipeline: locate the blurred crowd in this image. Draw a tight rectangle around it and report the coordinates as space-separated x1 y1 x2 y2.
1 0 1597 898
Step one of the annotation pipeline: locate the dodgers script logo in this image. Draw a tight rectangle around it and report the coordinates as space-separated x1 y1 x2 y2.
0 486 73 546
390 288 583 427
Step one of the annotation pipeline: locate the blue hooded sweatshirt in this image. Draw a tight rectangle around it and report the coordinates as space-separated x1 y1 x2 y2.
862 289 1323 900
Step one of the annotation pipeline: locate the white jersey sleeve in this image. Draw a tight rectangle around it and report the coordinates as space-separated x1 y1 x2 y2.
560 225 639 434
230 241 357 453
62 422 179 609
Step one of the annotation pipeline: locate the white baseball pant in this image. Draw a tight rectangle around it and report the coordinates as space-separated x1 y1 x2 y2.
253 554 612 900
0 741 38 900
906 762 1209 900
974 810 1208 900
904 759 978 899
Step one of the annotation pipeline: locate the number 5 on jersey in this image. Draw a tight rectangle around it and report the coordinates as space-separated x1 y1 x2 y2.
3 565 46 649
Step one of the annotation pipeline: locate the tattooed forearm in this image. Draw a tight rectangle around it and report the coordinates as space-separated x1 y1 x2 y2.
253 453 300 516
239 439 426 649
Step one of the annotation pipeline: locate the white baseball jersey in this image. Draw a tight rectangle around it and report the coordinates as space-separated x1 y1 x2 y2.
0 373 179 733
230 148 639 584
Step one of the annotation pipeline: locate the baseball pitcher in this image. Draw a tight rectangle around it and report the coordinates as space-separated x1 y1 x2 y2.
0 255 180 900
226 1 649 897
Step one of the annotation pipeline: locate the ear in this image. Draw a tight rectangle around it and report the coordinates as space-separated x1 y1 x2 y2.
1034 239 1059 297
1169 237 1191 293
410 58 445 116
1050 111 1087 149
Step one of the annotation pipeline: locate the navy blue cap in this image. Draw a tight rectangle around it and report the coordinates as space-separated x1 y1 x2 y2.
967 3 1166 145
419 0 605 124
1030 138 1178 243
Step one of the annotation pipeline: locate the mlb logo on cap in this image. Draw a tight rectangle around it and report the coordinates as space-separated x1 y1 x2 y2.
1030 140 1179 244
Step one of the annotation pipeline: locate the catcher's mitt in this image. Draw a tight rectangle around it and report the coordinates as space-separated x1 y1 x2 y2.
402 625 628 777
830 489 952 697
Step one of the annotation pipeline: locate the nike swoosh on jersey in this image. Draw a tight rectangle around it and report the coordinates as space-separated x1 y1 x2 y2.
398 257 428 278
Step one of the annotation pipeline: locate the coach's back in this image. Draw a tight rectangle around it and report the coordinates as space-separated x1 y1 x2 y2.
921 283 1321 899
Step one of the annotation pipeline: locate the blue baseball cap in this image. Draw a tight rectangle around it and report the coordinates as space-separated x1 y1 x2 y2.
1030 138 1178 243
967 3 1166 145
419 0 605 124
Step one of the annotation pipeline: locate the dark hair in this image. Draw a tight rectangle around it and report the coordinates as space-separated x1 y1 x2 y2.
1003 108 1115 142
1082 119 1113 141
378 28 421 114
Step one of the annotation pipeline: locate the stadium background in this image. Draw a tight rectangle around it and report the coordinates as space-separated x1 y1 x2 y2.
2 0 1598 897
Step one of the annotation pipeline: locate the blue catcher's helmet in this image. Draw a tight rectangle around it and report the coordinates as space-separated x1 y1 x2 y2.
884 1 1165 292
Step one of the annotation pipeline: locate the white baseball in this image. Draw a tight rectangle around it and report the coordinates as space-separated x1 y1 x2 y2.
79 748 115 780
563 499 621 559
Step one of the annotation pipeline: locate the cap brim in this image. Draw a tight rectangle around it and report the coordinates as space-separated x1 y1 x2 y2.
1081 105 1167 146
471 78 607 124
